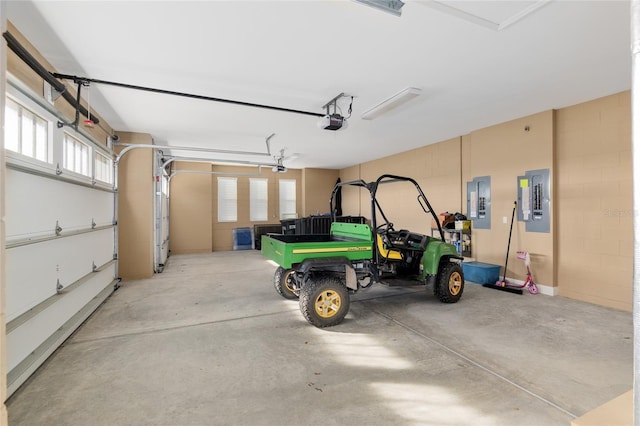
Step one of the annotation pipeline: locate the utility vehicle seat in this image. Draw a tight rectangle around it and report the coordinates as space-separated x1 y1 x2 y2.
376 234 403 260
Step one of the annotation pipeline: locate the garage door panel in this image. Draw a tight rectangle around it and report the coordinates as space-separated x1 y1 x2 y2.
6 168 114 241
154 172 170 270
6 264 116 372
6 228 114 322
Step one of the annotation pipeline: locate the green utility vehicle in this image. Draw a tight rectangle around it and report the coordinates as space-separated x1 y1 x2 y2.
261 175 464 328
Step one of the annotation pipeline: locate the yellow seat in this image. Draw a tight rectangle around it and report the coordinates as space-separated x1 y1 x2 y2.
376 234 403 260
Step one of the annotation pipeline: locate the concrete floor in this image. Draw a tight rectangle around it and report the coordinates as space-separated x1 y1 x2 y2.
7 251 633 425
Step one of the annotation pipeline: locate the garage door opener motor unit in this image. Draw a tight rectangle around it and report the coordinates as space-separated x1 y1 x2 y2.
317 92 352 131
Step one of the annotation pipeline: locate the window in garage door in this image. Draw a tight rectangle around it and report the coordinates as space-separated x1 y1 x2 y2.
5 96 49 163
63 133 91 177
95 151 113 184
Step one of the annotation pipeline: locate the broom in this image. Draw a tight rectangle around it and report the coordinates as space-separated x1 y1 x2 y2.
483 201 523 295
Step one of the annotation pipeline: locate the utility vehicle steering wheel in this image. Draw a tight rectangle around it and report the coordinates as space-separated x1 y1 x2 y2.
376 222 395 234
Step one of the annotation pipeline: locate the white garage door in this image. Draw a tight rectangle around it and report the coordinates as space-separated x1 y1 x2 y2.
155 152 170 272
5 78 117 396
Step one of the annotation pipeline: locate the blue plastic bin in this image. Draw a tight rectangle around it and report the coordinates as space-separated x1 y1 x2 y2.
233 227 254 250
462 262 501 284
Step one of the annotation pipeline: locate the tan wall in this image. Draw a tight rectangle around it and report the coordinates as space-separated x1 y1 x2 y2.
347 138 462 235
555 92 631 311
210 166 303 252
116 132 154 279
340 95 632 311
339 165 362 216
7 21 114 146
302 168 339 216
463 111 555 285
169 162 213 254
166 164 338 253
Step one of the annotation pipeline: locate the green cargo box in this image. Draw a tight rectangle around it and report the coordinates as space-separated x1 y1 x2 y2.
261 222 373 269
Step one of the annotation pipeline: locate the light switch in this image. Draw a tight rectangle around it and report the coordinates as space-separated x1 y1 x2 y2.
503 216 508 224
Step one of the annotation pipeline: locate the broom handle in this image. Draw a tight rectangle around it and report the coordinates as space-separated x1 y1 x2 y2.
503 201 517 282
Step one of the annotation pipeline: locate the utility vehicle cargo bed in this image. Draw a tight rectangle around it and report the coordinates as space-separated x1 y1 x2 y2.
261 222 373 269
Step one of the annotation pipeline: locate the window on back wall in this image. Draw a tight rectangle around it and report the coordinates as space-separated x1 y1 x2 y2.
63 133 91 177
250 178 268 222
218 177 238 222
4 97 50 163
279 179 296 220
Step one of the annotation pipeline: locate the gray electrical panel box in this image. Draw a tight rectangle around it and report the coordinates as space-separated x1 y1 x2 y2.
466 176 491 229
517 168 550 233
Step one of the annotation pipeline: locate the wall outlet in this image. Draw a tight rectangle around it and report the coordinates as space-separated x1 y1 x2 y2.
503 216 508 224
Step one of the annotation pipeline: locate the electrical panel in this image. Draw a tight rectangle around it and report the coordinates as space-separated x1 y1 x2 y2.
517 168 550 233
466 176 491 229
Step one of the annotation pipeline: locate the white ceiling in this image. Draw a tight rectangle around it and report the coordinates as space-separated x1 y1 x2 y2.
5 0 631 170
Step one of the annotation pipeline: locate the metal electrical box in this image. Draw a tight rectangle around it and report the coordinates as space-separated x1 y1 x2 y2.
467 176 491 229
517 168 550 233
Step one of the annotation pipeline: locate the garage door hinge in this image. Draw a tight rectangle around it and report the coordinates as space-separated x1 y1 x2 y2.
91 219 96 229
55 164 62 176
92 262 98 272
56 279 63 293
55 221 62 236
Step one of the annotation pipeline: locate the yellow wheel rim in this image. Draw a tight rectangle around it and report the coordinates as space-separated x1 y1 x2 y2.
284 271 295 293
314 290 342 319
449 271 462 296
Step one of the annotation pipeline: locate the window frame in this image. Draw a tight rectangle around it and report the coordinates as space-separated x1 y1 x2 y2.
279 179 297 220
249 178 269 222
217 176 238 223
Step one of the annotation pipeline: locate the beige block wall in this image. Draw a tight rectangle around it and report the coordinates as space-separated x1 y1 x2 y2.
169 162 213 254
463 111 555 285
555 91 631 311
339 165 362 217
210 166 303 251
340 95 632 311
116 132 154 279
165 164 338 253
302 168 339 216
342 138 462 235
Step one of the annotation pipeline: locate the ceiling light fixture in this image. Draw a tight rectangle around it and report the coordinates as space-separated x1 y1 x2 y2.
353 0 405 17
361 87 422 120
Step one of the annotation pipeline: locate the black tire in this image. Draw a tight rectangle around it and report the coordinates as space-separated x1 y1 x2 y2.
274 267 298 299
435 262 464 303
299 276 350 328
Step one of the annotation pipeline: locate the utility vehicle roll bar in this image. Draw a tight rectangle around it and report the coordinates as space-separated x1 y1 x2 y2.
329 174 446 242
